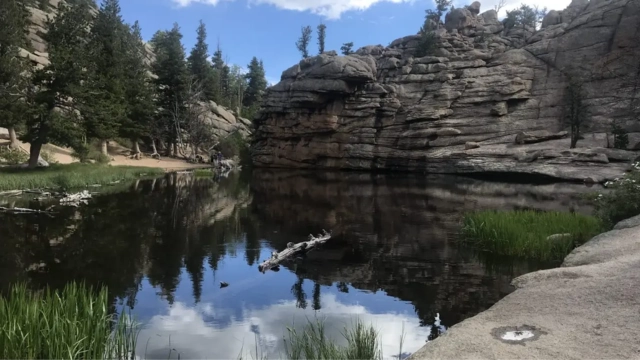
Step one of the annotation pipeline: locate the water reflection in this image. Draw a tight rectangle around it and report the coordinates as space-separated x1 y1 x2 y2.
0 169 597 359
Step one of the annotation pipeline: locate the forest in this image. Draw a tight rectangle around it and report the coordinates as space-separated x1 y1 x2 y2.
0 0 268 167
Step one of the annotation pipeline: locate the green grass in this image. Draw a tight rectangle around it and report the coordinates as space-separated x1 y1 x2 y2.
283 318 382 360
0 163 164 191
461 210 603 261
0 282 138 359
193 168 214 177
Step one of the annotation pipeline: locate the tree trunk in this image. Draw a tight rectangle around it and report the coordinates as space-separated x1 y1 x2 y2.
173 143 178 157
8 127 19 150
28 141 43 168
100 139 108 156
165 141 173 157
151 138 158 154
133 139 141 154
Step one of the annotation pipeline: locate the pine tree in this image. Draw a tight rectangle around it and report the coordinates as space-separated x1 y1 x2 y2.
120 21 156 155
82 0 129 156
211 43 230 106
27 0 94 167
151 23 188 156
340 42 354 55
317 23 326 54
295 26 312 59
0 0 32 149
187 20 215 101
243 57 267 121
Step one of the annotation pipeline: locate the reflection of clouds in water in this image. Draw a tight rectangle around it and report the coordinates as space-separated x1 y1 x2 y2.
138 294 431 359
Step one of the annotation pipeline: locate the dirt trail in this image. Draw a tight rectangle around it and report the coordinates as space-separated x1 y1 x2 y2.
0 137 206 171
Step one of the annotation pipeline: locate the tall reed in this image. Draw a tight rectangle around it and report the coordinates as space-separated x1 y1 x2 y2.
0 282 138 359
283 318 382 360
461 210 602 261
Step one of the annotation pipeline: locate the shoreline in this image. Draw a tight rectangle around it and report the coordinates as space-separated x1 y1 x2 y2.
409 215 640 360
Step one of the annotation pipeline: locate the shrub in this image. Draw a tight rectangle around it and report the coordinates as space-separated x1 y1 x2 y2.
40 150 58 164
461 210 602 261
217 131 250 165
612 123 629 149
0 147 28 165
593 164 640 228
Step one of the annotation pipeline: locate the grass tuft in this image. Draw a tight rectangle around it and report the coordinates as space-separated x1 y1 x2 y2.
461 210 603 261
283 318 382 360
193 168 214 177
0 163 164 191
0 282 138 359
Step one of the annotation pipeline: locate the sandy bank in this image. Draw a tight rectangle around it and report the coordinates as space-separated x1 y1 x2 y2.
410 215 640 360
1 138 207 172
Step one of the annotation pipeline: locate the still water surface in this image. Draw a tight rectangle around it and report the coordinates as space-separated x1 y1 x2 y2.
0 170 596 359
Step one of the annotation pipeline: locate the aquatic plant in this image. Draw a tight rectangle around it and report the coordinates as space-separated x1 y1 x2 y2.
461 210 602 261
0 163 163 191
283 318 382 360
0 282 138 359
592 164 640 229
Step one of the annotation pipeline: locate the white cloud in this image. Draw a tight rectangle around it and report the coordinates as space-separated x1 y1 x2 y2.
136 294 435 359
172 0 411 20
458 0 572 18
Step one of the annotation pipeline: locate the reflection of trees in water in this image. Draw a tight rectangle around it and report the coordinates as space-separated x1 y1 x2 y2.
0 171 256 308
248 169 589 328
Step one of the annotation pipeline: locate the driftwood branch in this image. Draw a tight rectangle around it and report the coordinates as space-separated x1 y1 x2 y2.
0 206 54 215
258 230 332 273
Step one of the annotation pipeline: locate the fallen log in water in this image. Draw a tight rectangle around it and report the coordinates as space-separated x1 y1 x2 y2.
0 206 54 215
258 230 331 273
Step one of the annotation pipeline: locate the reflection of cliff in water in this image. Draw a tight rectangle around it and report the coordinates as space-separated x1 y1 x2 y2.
249 170 596 326
0 172 255 306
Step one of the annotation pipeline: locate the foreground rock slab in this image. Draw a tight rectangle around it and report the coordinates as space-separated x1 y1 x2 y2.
409 215 640 360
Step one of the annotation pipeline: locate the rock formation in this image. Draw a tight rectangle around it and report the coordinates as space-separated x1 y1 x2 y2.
17 0 251 140
252 0 640 182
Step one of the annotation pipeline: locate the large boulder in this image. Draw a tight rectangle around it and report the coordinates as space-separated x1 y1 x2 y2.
251 0 640 181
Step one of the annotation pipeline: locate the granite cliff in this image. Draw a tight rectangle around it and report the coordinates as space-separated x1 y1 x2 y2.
16 0 252 140
252 0 640 182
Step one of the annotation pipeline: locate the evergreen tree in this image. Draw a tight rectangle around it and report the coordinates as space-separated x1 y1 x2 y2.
211 43 230 106
27 0 94 167
295 26 312 59
243 57 267 119
340 42 354 55
120 21 156 154
0 0 32 149
187 20 215 101
82 0 129 155
317 23 326 54
150 23 188 155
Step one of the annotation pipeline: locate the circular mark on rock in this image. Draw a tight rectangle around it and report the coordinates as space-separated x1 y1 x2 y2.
490 325 546 345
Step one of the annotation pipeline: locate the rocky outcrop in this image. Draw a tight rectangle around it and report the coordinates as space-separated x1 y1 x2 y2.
409 214 640 359
18 0 252 139
252 0 640 182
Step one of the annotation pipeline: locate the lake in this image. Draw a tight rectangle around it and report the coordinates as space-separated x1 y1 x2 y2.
0 169 598 359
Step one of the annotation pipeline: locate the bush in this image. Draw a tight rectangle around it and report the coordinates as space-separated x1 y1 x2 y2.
612 123 629 149
71 144 110 164
217 131 250 165
461 210 602 261
0 147 28 165
39 150 58 164
593 164 640 228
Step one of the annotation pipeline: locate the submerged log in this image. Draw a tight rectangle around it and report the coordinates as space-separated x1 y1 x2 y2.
0 206 53 215
258 230 331 273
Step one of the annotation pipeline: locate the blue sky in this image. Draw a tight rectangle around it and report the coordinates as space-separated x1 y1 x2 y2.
118 0 567 85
